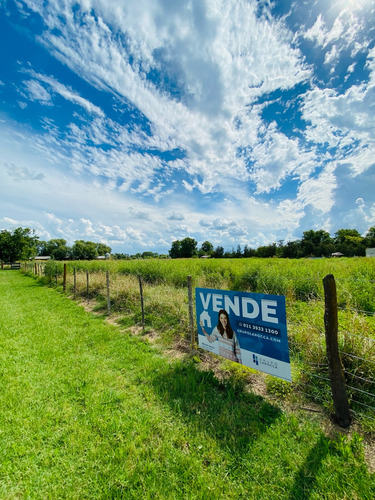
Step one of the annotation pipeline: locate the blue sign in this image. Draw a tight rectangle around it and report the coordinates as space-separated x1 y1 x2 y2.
196 287 292 382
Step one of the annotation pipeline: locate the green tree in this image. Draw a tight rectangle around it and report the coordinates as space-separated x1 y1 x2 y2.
213 246 224 258
169 240 182 258
301 230 332 257
96 243 112 256
256 243 277 258
280 240 302 259
200 241 214 255
39 239 70 260
0 227 39 262
243 245 256 258
141 251 158 259
334 229 365 256
180 237 198 258
364 226 375 248
70 240 99 260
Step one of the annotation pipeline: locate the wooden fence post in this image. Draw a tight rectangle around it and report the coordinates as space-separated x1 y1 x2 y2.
86 270 89 301
106 271 111 316
187 275 195 348
138 275 145 331
73 268 76 300
63 263 67 292
323 274 351 428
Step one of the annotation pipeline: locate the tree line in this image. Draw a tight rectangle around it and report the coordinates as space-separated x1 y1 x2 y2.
1 226 375 263
169 227 375 259
0 228 111 262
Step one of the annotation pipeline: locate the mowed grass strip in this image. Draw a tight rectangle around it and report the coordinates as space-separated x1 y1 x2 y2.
0 272 374 499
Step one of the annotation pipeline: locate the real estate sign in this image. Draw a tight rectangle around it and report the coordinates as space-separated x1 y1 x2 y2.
196 287 292 382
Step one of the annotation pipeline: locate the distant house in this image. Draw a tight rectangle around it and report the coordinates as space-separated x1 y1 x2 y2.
96 253 111 260
366 248 375 257
33 256 51 261
331 252 344 257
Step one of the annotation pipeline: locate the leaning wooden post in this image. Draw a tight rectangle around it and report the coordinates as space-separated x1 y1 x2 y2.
187 275 195 349
138 275 145 331
34 262 37 275
63 263 67 292
106 271 111 316
323 274 351 428
73 267 77 300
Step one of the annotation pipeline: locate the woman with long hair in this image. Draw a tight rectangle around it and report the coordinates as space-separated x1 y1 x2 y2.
200 309 242 364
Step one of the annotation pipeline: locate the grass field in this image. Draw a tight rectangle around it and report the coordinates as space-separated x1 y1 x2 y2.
32 257 375 430
0 271 374 499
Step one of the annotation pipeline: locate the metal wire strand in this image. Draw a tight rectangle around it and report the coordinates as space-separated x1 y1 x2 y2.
301 372 331 383
344 371 375 385
339 351 375 365
349 399 375 411
339 330 375 343
346 385 375 398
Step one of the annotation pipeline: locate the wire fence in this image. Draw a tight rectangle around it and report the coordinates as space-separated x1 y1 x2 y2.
22 260 375 427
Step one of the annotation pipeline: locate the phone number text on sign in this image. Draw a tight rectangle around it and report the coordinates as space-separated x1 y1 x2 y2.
236 320 280 337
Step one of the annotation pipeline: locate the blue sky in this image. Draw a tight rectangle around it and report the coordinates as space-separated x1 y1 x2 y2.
1 0 375 254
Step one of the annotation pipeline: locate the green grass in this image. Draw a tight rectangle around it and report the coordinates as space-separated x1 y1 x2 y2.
0 272 374 499
33 257 375 427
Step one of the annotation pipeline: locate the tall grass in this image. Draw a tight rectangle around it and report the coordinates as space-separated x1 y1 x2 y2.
41 256 375 311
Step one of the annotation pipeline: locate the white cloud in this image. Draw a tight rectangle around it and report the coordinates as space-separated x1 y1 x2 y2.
23 79 52 104
19 0 311 197
297 164 337 212
28 72 104 116
167 212 185 221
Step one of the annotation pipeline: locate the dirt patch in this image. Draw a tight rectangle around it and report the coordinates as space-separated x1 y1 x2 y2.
364 441 375 473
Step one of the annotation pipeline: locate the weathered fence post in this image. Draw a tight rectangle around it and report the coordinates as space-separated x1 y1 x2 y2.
106 270 111 316
323 274 351 428
86 270 89 301
187 275 195 349
34 262 37 275
63 263 67 292
138 275 145 331
73 267 76 300
55 265 58 286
